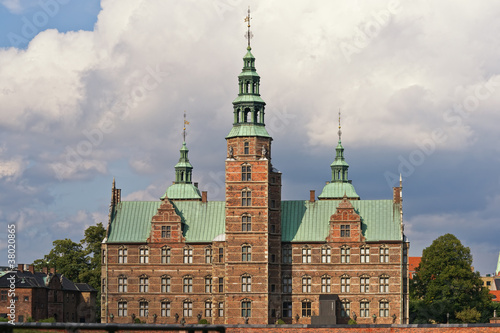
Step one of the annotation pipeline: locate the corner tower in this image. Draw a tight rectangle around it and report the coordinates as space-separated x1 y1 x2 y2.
223 9 282 324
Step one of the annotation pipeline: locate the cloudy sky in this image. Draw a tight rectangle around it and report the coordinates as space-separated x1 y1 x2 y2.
1 0 499 275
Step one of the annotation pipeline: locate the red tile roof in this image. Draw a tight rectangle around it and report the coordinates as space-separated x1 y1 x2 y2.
491 290 500 302
409 256 421 279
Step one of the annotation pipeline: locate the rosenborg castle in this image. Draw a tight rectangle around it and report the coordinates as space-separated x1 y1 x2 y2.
101 31 410 325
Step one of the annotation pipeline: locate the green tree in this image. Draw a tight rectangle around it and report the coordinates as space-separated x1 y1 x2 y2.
79 222 106 290
410 233 492 323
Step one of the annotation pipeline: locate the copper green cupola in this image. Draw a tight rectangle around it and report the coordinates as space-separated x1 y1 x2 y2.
226 42 270 138
319 113 359 200
161 141 201 200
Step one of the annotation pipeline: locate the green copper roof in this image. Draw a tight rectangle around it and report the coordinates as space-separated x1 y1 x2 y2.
107 201 225 243
107 201 161 243
232 94 266 104
318 182 359 199
281 200 401 242
226 124 271 138
106 198 401 244
161 184 201 200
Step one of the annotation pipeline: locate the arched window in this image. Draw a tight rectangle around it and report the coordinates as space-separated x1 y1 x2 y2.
118 246 127 264
161 246 171 264
183 246 193 264
241 274 252 292
360 245 370 263
301 299 312 317
183 276 193 293
183 299 193 317
321 275 331 293
161 275 171 293
242 214 251 231
340 274 350 293
380 245 389 263
205 299 212 317
360 299 369 317
379 299 389 317
341 245 351 263
379 275 389 293
360 275 370 293
242 244 252 261
321 245 331 263
241 188 251 206
241 299 252 317
117 300 127 317
340 299 350 317
161 299 171 317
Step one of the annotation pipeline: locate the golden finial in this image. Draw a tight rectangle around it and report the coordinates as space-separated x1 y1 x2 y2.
244 7 253 48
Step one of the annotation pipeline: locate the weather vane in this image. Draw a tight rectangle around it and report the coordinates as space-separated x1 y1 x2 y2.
244 7 253 48
338 109 342 142
183 111 190 142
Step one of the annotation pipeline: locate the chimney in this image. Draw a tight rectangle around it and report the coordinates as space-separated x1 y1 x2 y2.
29 265 35 274
310 190 315 203
393 187 401 204
17 264 24 272
202 191 207 203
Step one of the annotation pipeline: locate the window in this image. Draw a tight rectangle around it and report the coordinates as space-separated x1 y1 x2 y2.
161 301 171 317
218 302 224 317
218 277 224 293
205 247 213 264
241 189 251 206
244 142 249 155
321 275 331 293
24 296 29 302
241 164 251 181
139 247 149 263
403 247 408 263
282 246 292 263
380 246 389 263
102 278 106 293
118 247 127 263
360 275 370 293
118 301 127 317
241 299 251 317
379 275 389 293
340 275 350 293
302 300 312 317
340 299 350 317
205 276 212 293
161 247 171 264
205 300 212 317
118 276 127 292
242 275 252 292
183 300 193 317
283 301 292 318
161 276 171 293
102 249 106 264
360 246 370 263
218 247 224 263
341 246 351 263
242 215 251 231
139 276 149 292
379 300 389 317
302 276 311 293
302 246 311 263
360 300 369 317
1 291 7 301
283 276 292 293
162 225 171 238
321 246 331 263
242 245 251 261
183 276 193 293
183 247 193 263
340 225 350 237
139 301 148 317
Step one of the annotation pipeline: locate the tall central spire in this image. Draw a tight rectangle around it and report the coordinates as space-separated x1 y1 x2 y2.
226 9 270 139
